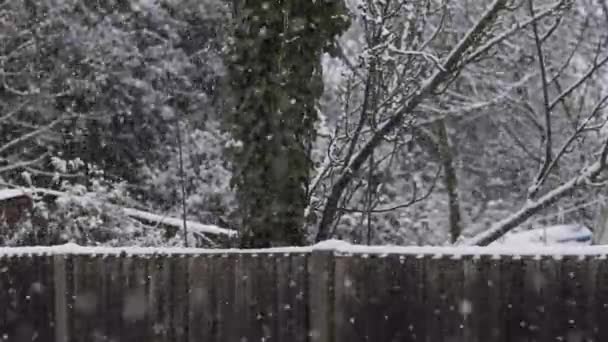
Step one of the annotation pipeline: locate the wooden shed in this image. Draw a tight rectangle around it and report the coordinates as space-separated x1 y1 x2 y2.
0 189 33 226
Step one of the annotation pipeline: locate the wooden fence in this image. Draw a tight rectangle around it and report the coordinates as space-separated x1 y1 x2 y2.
1 248 608 342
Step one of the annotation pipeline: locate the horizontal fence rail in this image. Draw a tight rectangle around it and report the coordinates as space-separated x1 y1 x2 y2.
1 244 608 341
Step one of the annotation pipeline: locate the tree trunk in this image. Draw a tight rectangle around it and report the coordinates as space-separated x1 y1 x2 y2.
435 120 463 243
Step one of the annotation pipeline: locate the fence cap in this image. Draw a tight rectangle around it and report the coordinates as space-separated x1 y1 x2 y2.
1 240 608 258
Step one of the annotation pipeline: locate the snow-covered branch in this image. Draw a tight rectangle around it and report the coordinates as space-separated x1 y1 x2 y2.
0 115 71 155
0 153 49 175
465 139 608 246
464 0 568 64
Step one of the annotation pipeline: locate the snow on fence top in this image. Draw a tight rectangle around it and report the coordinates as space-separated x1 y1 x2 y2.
1 239 608 257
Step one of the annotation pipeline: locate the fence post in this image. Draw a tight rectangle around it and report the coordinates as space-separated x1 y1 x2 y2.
308 249 336 342
54 255 69 342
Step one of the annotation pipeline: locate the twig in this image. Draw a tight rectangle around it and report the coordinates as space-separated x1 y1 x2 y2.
339 167 441 214
0 153 49 174
528 0 553 197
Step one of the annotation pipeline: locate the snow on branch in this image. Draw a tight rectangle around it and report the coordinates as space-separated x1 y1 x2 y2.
122 208 237 237
2 186 238 238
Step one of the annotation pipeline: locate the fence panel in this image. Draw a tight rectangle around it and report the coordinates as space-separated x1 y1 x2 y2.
4 249 608 341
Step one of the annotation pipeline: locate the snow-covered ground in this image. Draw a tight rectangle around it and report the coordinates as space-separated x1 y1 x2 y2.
489 224 592 247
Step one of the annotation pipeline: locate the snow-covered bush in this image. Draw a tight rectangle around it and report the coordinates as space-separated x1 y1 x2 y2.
36 180 170 247
140 121 237 230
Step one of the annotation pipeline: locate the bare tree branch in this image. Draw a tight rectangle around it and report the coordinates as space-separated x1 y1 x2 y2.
339 166 441 214
528 0 553 198
316 0 512 241
548 54 608 111
0 100 29 123
0 152 49 174
465 0 567 64
0 115 70 155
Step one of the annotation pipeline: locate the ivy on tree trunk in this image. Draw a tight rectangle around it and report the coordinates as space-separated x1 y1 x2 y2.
226 0 349 247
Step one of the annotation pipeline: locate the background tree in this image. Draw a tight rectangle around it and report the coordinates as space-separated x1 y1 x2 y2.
1 0 234 246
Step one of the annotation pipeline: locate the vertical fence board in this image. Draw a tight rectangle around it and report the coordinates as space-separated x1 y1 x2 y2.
246 253 263 341
474 256 503 342
333 255 351 342
52 255 68 342
395 255 424 342
377 255 392 342
93 256 108 342
263 255 278 341
0 256 7 338
293 254 308 342
148 254 166 342
583 257 596 342
41 254 56 342
440 256 465 342
561 256 589 342
162 255 175 342
538 256 561 342
462 256 477 342
233 253 250 341
111 255 126 340
335 254 378 342
359 255 384 342
65 255 76 341
425 255 443 342
500 256 527 342
71 255 91 342
592 256 608 341
522 257 543 342
0 255 22 340
382 255 412 342
338 254 358 342
308 250 334 342
275 254 289 342
207 255 221 342
120 255 151 341
215 254 236 341
276 253 307 341
359 255 375 342
173 255 190 342
188 254 214 342
412 255 428 342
